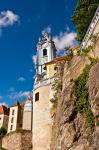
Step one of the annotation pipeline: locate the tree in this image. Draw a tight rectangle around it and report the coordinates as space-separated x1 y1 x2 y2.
72 0 99 42
64 46 73 56
0 128 7 138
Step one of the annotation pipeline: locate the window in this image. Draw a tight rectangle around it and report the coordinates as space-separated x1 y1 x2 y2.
10 125 13 130
12 110 15 115
11 117 14 123
43 49 47 56
54 66 58 70
35 92 39 102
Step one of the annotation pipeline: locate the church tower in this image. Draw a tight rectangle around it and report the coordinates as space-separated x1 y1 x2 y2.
32 32 57 150
35 32 56 82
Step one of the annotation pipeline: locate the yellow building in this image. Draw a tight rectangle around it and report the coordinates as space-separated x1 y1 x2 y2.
45 56 70 79
71 46 79 56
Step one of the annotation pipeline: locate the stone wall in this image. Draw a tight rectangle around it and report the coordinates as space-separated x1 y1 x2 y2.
2 131 32 150
50 39 99 149
50 55 91 150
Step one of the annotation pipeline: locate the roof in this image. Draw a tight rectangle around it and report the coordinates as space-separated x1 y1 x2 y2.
45 56 71 65
11 98 32 109
0 105 9 116
71 46 79 51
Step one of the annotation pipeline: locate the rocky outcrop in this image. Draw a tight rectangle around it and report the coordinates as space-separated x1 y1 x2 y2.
51 54 99 150
2 131 32 150
87 62 99 118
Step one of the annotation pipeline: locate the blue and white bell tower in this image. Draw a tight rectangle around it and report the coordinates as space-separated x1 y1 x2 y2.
35 32 56 81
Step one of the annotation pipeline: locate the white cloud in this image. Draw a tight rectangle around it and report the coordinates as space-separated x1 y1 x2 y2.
42 26 51 35
17 77 26 82
32 55 37 65
0 10 19 33
53 31 77 50
41 26 77 51
0 102 8 107
18 91 31 97
8 89 31 100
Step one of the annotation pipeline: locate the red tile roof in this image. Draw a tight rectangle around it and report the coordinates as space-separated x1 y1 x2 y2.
45 56 70 65
0 105 9 116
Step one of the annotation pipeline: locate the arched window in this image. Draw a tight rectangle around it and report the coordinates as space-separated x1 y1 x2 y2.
43 49 47 56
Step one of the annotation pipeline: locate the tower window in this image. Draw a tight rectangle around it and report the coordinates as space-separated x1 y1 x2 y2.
43 49 47 56
12 110 15 115
11 117 14 123
35 92 39 102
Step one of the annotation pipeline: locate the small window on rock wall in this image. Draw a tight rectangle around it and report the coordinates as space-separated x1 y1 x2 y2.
43 49 47 56
35 92 39 102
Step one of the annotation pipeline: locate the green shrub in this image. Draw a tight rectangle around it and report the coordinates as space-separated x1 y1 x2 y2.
84 108 95 128
89 57 99 65
0 128 7 138
52 80 62 91
73 63 96 128
80 46 92 56
51 75 63 109
50 96 58 109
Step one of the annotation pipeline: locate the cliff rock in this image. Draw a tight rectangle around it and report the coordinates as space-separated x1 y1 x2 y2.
51 54 99 150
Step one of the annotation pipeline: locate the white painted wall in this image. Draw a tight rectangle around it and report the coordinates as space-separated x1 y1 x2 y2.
7 106 18 133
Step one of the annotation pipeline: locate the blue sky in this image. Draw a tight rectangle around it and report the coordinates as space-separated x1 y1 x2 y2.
0 0 77 106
